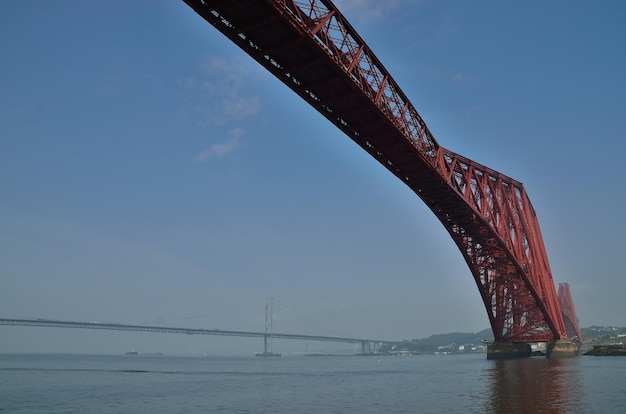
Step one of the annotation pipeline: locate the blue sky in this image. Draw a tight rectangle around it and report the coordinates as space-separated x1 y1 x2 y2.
1 0 625 355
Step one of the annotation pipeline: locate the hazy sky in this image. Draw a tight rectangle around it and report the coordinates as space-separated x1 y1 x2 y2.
1 0 625 355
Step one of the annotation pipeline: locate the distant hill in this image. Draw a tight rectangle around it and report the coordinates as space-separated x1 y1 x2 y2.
581 325 626 340
381 326 626 354
580 326 626 351
380 329 493 354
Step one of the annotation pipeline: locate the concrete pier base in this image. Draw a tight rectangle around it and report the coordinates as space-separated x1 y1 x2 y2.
486 342 532 359
255 352 281 357
546 340 579 358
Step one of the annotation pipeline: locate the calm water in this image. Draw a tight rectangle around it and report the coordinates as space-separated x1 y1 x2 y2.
1 353 625 413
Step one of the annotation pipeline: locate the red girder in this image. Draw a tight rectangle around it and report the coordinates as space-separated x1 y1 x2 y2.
558 283 583 344
183 0 574 342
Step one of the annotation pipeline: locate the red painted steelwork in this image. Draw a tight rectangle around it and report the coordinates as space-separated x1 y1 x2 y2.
558 283 583 343
182 0 573 342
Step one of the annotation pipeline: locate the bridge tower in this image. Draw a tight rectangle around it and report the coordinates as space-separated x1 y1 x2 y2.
557 283 583 349
182 0 581 358
257 297 281 356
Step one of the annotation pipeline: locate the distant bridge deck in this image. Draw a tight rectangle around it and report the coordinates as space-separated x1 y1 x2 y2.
0 318 398 350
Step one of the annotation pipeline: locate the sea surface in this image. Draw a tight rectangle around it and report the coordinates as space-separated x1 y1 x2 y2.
1 353 624 413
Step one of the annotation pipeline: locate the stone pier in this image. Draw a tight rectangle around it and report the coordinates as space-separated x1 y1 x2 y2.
546 339 579 358
486 342 532 359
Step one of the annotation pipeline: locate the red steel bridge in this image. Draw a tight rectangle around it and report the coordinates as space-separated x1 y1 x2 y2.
182 0 582 349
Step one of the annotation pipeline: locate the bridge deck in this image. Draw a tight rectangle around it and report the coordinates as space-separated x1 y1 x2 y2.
0 318 396 346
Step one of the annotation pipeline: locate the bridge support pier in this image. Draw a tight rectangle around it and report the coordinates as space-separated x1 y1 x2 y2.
486 342 532 359
546 339 579 358
360 341 373 355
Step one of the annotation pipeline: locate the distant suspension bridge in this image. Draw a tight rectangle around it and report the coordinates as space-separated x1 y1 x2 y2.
0 299 397 355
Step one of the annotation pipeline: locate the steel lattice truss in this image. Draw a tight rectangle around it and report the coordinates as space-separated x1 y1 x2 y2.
183 0 573 342
435 150 566 341
558 283 583 343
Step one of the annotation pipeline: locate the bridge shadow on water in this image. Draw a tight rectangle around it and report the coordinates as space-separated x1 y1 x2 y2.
482 357 583 414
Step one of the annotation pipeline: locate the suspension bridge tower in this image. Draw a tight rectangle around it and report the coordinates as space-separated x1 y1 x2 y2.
256 297 281 357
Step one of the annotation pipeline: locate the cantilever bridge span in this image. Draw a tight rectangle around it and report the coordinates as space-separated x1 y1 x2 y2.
182 0 581 347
